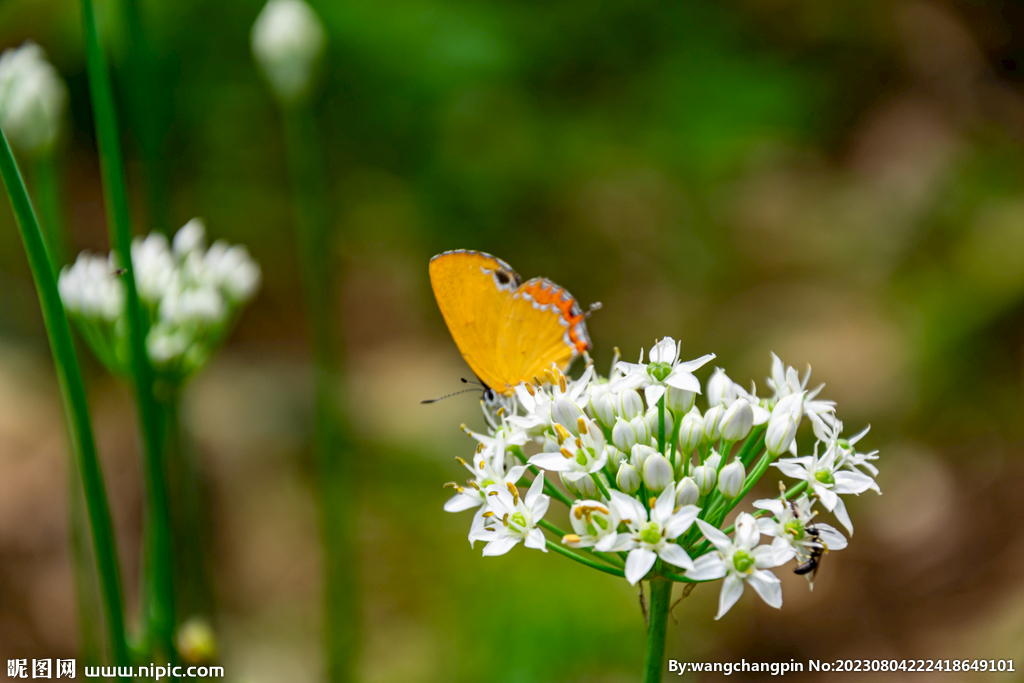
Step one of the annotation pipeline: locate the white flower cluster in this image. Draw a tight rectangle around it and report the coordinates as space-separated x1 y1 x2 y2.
443 338 880 620
59 219 261 382
251 0 326 103
0 41 67 155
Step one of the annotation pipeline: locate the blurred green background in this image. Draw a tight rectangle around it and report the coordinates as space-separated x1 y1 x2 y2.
2 0 1024 680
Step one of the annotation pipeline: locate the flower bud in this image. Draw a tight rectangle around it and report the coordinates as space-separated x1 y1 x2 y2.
612 418 638 452
552 397 585 436
677 408 704 454
666 386 696 414
629 414 651 445
589 389 616 430
562 471 599 499
630 444 658 470
675 476 700 507
642 454 674 493
702 404 725 441
692 463 717 495
645 406 674 442
706 368 734 408
765 411 798 456
720 398 753 442
614 389 644 421
616 463 641 494
717 459 745 499
0 42 67 155
605 445 626 469
177 616 218 665
251 0 326 103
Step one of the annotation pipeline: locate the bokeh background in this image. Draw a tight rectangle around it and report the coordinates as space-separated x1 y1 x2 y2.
2 0 1024 680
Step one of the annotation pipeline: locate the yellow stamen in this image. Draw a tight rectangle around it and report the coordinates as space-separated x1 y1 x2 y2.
482 511 495 518
649 497 657 509
526 383 536 397
560 447 575 460
563 534 582 544
559 374 567 393
506 482 519 505
455 457 467 466
577 417 588 435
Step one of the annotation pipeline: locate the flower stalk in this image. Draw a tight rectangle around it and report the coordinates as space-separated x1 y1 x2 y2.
643 577 673 683
0 127 129 676
78 0 175 660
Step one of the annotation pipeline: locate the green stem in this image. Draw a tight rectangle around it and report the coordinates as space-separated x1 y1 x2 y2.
545 540 626 578
657 396 666 453
643 577 672 683
538 520 625 569
282 103 357 683
665 409 683 469
31 152 69 270
590 472 611 500
0 128 129 676
79 0 175 662
737 426 766 468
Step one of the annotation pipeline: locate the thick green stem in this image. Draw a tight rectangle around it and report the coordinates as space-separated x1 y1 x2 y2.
282 104 357 683
0 127 129 676
78 0 175 661
657 396 666 453
643 577 672 683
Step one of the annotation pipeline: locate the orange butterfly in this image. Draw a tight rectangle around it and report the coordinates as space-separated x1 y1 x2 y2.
429 249 593 397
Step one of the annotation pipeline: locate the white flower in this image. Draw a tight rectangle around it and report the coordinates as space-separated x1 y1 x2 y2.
564 500 620 552
251 0 326 102
611 388 644 421
717 459 745 499
147 322 190 365
173 218 206 256
644 405 674 442
691 452 721 495
588 385 616 429
702 404 725 441
0 42 66 154
754 494 848 556
204 241 262 301
58 253 125 321
528 415 607 483
611 337 715 409
688 514 795 619
629 444 658 470
773 442 875 534
470 473 550 556
706 368 736 409
510 366 593 436
768 352 836 425
609 483 700 584
131 233 175 304
811 417 881 494
666 386 695 414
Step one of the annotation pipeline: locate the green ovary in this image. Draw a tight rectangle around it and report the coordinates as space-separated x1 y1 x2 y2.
647 362 672 382
511 512 527 529
814 469 835 485
640 523 662 545
784 519 804 540
733 549 755 573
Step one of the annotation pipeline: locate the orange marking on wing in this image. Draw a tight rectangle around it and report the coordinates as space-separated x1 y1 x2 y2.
520 279 590 354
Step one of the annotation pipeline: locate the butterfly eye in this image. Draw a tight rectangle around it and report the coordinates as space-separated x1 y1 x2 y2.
483 388 496 404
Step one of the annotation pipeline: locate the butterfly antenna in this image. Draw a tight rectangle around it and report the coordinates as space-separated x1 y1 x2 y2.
584 301 602 318
461 377 485 387
421 388 480 404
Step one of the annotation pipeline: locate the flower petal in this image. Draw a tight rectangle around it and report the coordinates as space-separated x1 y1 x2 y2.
528 452 572 472
715 574 745 620
831 496 854 535
695 519 733 553
481 535 519 557
753 498 784 514
746 569 782 608
524 528 547 552
525 471 546 509
444 492 481 513
625 548 658 585
664 371 701 393
658 543 694 571
644 384 667 409
833 471 875 495
664 505 700 539
675 353 716 373
686 552 727 581
815 523 848 551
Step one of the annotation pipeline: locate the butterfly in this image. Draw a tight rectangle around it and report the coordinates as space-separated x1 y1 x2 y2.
429 249 594 398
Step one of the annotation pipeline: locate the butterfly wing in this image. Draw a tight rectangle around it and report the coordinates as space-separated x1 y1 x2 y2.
429 250 522 392
496 277 591 391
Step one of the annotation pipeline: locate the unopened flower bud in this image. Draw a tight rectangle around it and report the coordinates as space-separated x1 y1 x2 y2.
552 397 585 436
703 404 725 441
562 471 598 499
612 418 638 452
0 42 67 155
614 389 644 421
677 407 704 454
630 444 658 470
605 445 626 469
720 398 753 442
645 406 674 441
629 414 651 445
692 463 717 495
675 476 700 507
718 459 745 499
616 463 641 494
589 389 616 430
765 412 799 456
666 386 696 414
706 367 735 408
176 616 217 665
642 454 674 493
251 0 326 103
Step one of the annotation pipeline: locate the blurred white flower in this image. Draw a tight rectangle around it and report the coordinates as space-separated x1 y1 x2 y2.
58 253 125 321
0 42 66 155
251 0 326 103
611 337 714 408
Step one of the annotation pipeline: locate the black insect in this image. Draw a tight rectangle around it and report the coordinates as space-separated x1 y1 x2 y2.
793 525 826 578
